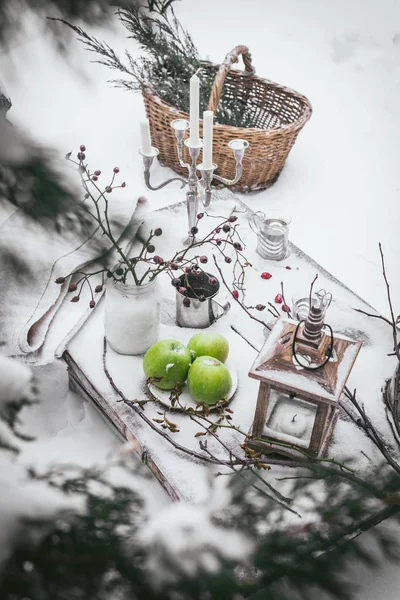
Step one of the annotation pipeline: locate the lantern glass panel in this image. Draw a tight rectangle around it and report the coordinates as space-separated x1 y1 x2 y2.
263 389 317 448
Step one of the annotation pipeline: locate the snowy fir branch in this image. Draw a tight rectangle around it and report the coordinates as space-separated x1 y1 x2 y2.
1 387 400 600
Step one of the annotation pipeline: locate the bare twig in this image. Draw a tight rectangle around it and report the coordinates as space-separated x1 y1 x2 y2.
379 242 400 360
187 411 295 509
309 274 318 307
213 255 272 331
280 280 291 317
353 307 393 327
230 325 260 352
343 386 400 476
267 302 280 318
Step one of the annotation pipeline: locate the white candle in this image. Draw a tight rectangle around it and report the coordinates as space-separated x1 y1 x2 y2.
276 412 308 438
202 110 214 169
189 74 200 146
140 119 152 155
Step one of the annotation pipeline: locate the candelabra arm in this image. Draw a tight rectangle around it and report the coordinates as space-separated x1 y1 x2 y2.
144 170 187 191
140 149 187 191
213 138 249 186
212 163 243 187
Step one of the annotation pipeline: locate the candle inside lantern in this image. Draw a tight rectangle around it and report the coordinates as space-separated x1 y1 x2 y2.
276 412 308 438
202 110 214 169
140 119 153 155
188 74 200 146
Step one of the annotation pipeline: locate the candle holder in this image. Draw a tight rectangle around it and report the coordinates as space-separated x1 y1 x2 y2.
140 119 249 243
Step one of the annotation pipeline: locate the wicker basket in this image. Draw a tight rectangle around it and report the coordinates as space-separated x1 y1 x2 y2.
143 45 312 192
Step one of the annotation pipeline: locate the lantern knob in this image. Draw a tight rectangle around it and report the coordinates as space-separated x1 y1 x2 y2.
302 289 332 344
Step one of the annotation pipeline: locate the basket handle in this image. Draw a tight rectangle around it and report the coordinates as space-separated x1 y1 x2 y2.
207 45 255 113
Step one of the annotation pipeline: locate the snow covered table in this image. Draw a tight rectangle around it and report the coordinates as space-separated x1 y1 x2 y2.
64 190 398 502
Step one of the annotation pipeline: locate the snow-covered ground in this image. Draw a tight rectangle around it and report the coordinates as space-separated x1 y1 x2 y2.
1 0 400 597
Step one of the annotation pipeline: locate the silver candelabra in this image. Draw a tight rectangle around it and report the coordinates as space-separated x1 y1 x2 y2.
139 118 249 242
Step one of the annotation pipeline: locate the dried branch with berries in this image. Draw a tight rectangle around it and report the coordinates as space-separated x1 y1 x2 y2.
57 146 259 311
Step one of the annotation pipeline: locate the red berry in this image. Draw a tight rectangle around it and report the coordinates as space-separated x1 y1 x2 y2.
89 300 96 309
228 216 238 222
71 296 80 303
197 213 204 219
69 283 78 292
183 297 191 307
200 256 208 264
282 304 291 313
223 224 230 233
178 287 187 295
113 167 120 173
225 256 232 263
232 290 239 299
215 228 221 233
261 272 272 280
92 175 98 181
153 256 164 265
216 239 222 246
94 170 101 176
285 266 292 270
274 294 283 304
208 277 217 286
256 304 266 311
80 144 86 152
176 256 183 262
105 186 112 193
121 182 126 188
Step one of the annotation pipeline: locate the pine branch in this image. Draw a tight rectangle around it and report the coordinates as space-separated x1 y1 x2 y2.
48 18 137 78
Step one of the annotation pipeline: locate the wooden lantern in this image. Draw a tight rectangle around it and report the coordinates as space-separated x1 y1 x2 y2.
247 317 362 459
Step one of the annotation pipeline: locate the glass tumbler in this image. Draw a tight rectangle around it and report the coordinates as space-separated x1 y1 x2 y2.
249 210 291 261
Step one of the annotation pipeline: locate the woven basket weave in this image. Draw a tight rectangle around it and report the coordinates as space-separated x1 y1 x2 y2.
143 45 312 192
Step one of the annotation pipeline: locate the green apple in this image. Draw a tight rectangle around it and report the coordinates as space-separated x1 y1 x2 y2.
187 332 229 363
143 339 191 390
187 356 232 405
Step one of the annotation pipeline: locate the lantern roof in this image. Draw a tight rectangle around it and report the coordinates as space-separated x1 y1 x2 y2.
249 318 362 405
